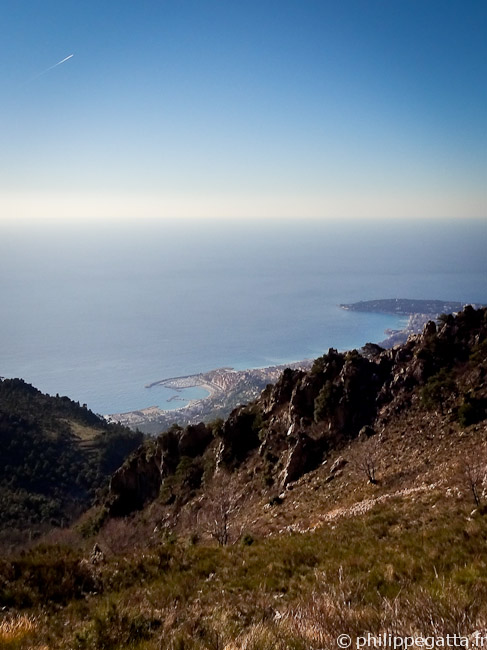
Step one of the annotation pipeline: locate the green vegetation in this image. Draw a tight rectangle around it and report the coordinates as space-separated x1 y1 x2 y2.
314 380 341 422
0 378 144 542
2 492 487 649
1 306 486 647
458 393 487 427
420 368 457 412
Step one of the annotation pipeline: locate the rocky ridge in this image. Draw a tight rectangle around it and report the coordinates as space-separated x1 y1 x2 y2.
106 306 487 521
110 300 482 433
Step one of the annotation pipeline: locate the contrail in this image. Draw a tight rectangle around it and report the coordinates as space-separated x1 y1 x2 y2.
26 54 74 83
51 54 74 68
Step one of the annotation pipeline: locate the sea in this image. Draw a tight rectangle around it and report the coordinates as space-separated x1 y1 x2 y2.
0 218 485 416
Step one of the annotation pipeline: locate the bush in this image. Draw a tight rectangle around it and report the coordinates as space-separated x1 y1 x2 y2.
242 533 255 546
457 394 487 427
420 369 456 413
314 381 340 422
0 547 97 607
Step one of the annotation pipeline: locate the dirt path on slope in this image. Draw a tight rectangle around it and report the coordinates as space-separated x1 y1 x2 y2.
282 482 440 534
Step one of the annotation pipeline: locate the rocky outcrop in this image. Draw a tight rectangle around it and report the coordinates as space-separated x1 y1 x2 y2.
107 307 487 517
262 368 305 415
288 373 323 426
108 422 214 516
358 425 376 439
218 406 261 467
108 443 163 516
281 428 325 486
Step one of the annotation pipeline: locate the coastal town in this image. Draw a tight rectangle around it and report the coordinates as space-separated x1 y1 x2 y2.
107 361 313 434
108 299 485 434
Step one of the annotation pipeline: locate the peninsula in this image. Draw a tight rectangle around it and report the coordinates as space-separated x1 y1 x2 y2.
339 298 477 315
109 299 486 433
340 298 486 348
107 361 313 434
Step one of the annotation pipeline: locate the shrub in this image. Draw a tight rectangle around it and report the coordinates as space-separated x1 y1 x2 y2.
242 533 255 546
314 381 340 422
457 394 487 426
420 368 456 413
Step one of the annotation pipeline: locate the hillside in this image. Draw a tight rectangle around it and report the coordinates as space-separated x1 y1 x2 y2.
104 306 487 520
0 379 144 547
1 306 487 649
339 298 483 315
110 299 485 434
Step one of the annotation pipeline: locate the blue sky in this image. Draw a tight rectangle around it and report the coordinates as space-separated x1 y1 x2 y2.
1 0 486 220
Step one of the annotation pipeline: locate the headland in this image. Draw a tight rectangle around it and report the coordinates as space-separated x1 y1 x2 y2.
108 298 486 433
107 361 313 434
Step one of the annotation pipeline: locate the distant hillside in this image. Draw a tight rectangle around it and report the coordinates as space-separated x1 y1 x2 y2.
0 378 144 544
339 298 484 315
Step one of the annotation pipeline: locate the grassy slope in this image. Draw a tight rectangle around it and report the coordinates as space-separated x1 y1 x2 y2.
2 401 487 649
2 488 487 648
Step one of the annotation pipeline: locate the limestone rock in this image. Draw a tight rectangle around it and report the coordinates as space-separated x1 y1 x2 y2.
218 406 261 466
108 443 163 517
282 432 325 486
330 456 347 473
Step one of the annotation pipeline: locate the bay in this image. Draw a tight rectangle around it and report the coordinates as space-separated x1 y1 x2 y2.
0 218 485 414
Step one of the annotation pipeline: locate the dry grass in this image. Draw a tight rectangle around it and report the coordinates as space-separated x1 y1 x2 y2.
3 491 487 649
0 615 37 647
3 377 487 648
224 622 293 650
279 581 487 647
65 420 100 442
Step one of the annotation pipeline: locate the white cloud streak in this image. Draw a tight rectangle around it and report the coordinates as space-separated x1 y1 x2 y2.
27 54 74 82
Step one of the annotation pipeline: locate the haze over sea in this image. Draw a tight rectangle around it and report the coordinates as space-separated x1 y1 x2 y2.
1 218 485 415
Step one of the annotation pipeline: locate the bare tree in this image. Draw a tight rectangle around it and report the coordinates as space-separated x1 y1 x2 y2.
352 437 379 484
197 471 240 546
207 497 231 546
462 459 486 508
357 454 378 484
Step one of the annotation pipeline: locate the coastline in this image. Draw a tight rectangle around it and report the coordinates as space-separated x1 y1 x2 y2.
106 325 416 433
106 360 313 433
108 300 482 433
